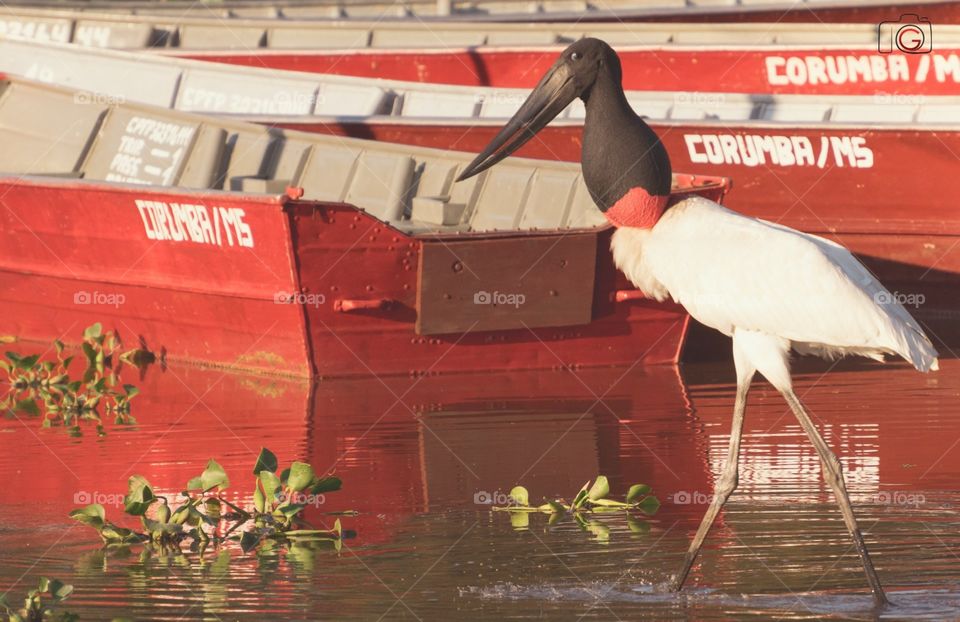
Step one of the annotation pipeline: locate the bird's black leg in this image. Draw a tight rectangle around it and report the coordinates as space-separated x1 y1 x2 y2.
670 378 751 592
782 389 890 607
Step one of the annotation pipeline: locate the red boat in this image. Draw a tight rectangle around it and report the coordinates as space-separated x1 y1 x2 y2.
3 41 954 342
3 7 960 54
0 76 730 377
1 0 957 24
183 42 960 97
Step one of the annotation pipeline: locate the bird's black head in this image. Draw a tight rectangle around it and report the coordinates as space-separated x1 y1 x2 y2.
456 39 671 229
456 38 620 181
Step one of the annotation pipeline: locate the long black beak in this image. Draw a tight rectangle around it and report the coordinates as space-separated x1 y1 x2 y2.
456 62 578 182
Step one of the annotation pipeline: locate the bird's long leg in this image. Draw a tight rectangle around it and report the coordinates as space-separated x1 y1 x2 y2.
782 389 889 607
670 364 753 592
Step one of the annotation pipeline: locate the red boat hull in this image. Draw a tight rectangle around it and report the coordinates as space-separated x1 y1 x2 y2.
0 178 705 377
179 45 960 96
270 118 960 343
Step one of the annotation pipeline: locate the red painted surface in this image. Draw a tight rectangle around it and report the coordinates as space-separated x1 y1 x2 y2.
0 176 728 376
269 118 960 340
178 45 960 95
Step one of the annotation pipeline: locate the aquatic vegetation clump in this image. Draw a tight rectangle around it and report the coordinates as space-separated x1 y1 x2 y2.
70 448 345 554
1 323 152 434
492 475 660 539
0 576 76 622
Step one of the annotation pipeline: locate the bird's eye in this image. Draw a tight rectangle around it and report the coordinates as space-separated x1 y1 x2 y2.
571 52 582 61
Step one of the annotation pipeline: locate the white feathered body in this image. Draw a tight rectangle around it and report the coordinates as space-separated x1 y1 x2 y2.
612 196 939 379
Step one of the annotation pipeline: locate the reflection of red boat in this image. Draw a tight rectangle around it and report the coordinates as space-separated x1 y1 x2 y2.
8 352 960 547
1 357 709 545
0 76 730 376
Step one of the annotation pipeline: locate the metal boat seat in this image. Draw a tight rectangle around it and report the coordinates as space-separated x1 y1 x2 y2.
176 68 318 116
371 29 485 49
0 80 104 175
73 18 156 48
177 23 265 49
80 106 198 185
269 27 371 49
831 102 917 123
400 90 480 118
314 82 392 116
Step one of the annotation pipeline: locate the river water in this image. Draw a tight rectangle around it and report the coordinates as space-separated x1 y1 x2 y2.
1 354 958 620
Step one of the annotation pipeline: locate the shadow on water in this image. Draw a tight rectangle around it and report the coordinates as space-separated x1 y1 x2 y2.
1 355 959 620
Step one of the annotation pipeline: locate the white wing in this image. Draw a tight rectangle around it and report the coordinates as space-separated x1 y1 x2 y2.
612 196 938 371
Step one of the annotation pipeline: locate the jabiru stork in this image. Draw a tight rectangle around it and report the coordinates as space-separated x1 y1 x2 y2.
456 38 938 606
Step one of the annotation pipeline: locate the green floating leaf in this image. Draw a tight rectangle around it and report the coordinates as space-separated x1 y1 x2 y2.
122 384 140 399
69 504 106 529
187 459 230 491
252 447 278 476
572 481 590 509
274 502 305 519
625 484 651 504
587 476 610 501
637 495 661 515
14 399 40 416
509 485 529 507
310 475 341 495
590 498 630 508
253 485 266 513
124 475 157 516
286 462 315 493
259 470 282 500
83 323 103 341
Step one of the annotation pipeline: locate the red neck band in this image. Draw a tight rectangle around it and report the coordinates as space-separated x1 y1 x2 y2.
603 187 669 228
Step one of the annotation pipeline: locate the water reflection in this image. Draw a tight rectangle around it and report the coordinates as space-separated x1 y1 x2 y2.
1 357 958 620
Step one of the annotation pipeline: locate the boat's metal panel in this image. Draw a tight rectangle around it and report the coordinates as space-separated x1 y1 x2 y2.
416 233 596 335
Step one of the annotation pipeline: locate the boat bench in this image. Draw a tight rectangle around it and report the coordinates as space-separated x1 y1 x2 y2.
0 77 607 235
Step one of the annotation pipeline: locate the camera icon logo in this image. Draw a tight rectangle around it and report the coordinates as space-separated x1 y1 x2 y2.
474 291 492 305
73 291 91 305
878 14 933 54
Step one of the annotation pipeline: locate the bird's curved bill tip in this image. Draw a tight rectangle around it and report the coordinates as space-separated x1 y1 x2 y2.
456 64 577 183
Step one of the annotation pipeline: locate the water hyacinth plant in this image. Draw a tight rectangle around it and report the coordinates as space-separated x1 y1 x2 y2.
1 323 152 434
70 448 346 554
0 577 76 622
492 476 660 538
